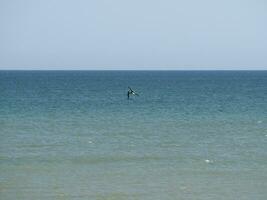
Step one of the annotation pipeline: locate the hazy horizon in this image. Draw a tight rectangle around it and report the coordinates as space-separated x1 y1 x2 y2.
0 68 267 71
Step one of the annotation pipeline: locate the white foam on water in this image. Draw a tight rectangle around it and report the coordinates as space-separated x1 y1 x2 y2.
205 159 213 163
257 120 262 124
180 186 187 190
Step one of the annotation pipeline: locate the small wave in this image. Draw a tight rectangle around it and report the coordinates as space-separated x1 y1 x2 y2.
17 143 64 148
160 143 180 147
205 159 214 164
70 155 163 165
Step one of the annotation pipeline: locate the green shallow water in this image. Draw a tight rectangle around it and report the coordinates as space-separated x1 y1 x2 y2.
1 71 267 199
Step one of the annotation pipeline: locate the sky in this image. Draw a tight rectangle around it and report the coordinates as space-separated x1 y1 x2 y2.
0 0 267 70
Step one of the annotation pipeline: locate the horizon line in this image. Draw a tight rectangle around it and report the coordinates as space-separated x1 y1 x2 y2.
0 69 266 71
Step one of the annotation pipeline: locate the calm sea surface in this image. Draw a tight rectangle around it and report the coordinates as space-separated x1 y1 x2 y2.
1 71 267 200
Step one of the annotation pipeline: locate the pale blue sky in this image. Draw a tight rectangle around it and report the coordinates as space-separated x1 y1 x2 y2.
0 0 267 70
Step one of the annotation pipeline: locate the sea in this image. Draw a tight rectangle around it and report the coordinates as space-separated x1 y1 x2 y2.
0 70 267 200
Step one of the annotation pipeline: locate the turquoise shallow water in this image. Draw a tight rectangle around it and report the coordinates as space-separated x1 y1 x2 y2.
1 70 267 200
